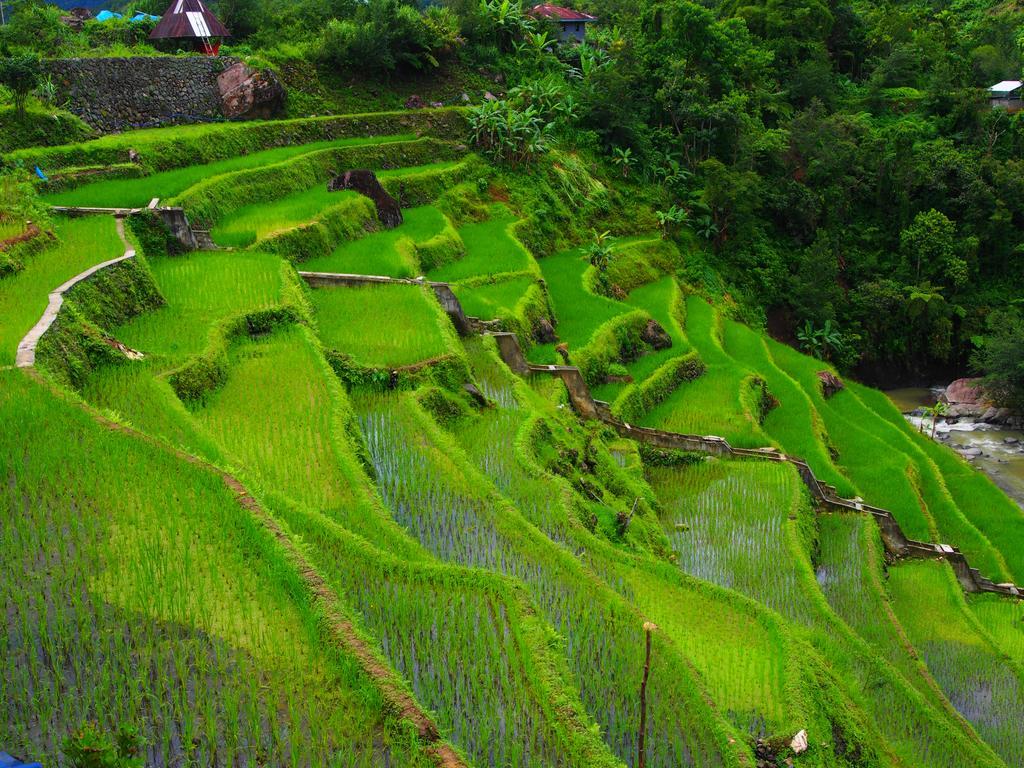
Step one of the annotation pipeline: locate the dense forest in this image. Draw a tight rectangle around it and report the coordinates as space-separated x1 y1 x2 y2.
2 0 1022 397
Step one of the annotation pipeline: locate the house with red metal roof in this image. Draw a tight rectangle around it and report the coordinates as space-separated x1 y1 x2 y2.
149 0 230 55
528 4 597 43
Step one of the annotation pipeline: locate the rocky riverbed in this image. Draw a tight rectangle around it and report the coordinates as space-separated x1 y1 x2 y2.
885 385 1024 509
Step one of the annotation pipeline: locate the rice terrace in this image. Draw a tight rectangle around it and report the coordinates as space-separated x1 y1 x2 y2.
2 0 1024 766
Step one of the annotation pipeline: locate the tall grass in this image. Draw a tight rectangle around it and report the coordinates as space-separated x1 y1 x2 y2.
43 135 414 209
0 369 433 767
311 282 455 367
0 216 123 365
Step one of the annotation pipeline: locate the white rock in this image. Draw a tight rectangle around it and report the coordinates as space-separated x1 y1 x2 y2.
790 729 808 754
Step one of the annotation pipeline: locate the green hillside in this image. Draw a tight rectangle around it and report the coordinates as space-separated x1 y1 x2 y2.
2 4 1023 759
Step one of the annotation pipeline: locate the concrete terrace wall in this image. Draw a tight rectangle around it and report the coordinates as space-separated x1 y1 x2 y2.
489 332 1024 600
47 57 242 132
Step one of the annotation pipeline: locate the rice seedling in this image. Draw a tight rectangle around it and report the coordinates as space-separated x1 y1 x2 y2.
647 458 818 624
463 341 990 764
0 369 434 768
643 440 1008 768
766 337 937 541
968 595 1024 665
451 349 796 740
887 559 1024 766
767 338 1011 580
43 135 414 209
271 497 619 768
353 389 738 768
0 216 123 365
311 282 454 367
81 360 228 464
815 514 944 700
453 275 536 321
301 205 448 277
427 204 533 282
116 250 284 359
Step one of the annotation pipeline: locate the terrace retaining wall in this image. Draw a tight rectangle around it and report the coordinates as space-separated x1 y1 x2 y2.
489 332 1024 599
44 56 285 132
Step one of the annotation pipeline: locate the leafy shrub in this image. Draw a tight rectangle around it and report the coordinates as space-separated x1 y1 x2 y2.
63 721 145 768
0 53 40 119
614 352 705 423
318 0 457 77
0 104 93 153
413 224 465 272
416 384 473 427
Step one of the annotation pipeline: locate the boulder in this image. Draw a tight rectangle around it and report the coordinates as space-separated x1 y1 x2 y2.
944 377 985 405
533 316 558 344
817 370 845 399
328 170 403 229
463 382 490 408
641 319 673 350
218 62 286 120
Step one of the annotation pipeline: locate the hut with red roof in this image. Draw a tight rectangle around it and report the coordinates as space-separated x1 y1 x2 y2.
149 0 230 55
528 4 597 43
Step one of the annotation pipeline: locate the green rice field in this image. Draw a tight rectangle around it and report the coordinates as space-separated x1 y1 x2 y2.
311 282 454 367
428 204 533 282
0 216 124 365
116 250 284 358
44 135 414 209
211 161 460 247
302 205 449 277
5 110 1024 768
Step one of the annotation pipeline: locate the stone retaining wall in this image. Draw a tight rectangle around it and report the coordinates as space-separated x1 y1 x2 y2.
44 56 284 132
489 331 1023 599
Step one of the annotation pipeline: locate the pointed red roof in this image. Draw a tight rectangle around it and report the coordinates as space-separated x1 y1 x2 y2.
149 0 230 40
529 4 597 22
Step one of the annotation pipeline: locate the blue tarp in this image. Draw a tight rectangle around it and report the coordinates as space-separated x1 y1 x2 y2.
130 12 160 22
94 10 123 22
0 752 43 768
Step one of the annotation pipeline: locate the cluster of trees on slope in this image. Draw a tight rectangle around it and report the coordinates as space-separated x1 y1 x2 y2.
2 0 1022 399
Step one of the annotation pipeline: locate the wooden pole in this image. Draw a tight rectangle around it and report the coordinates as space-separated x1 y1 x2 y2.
639 621 657 768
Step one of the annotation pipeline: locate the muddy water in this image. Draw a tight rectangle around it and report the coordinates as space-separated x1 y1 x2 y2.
885 387 1024 509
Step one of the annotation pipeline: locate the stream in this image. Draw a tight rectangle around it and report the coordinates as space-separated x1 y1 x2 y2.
884 387 1024 510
